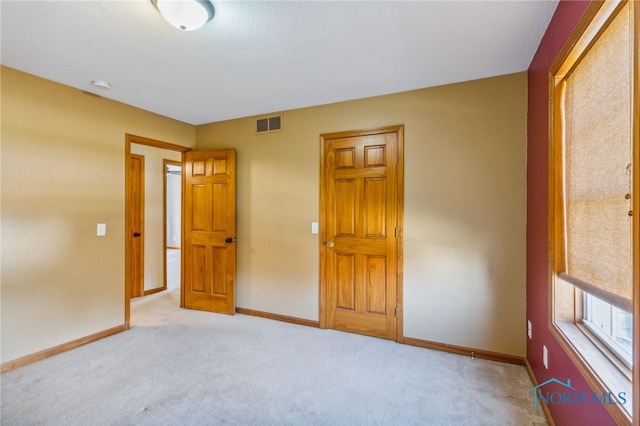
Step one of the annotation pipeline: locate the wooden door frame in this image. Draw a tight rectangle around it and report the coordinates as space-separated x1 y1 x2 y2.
318 125 405 342
124 134 191 329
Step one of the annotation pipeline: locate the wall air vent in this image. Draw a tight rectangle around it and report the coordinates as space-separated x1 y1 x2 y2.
256 115 283 134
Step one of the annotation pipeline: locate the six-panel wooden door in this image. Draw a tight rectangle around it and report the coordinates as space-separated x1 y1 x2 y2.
183 149 237 314
321 126 402 340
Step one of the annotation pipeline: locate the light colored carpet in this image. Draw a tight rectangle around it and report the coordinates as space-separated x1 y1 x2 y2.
1 289 547 425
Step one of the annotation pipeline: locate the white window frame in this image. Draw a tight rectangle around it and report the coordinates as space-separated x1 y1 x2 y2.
582 292 633 370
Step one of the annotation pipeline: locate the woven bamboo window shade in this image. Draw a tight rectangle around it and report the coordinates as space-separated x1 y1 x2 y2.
560 2 633 313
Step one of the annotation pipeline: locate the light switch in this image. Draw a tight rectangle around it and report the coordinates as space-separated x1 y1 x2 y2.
311 222 319 234
97 223 107 236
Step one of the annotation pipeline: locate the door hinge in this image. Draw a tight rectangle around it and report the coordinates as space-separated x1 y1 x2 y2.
394 228 398 238
394 306 398 318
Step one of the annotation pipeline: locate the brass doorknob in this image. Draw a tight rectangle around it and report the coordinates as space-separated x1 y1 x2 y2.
326 241 334 248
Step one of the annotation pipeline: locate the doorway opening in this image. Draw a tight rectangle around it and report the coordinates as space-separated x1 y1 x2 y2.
125 134 190 328
165 160 182 295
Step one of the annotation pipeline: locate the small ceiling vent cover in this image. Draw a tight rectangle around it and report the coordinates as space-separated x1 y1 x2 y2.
256 115 282 134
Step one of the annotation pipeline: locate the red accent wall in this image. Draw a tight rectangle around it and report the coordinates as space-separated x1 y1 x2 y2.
527 1 616 425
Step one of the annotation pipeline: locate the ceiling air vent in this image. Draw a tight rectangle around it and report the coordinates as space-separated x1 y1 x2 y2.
256 115 283 134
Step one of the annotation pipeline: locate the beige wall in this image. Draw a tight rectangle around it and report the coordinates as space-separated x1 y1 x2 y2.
196 72 527 356
0 67 195 363
130 144 182 292
1 66 527 363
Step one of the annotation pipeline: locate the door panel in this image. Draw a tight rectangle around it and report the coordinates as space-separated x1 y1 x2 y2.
322 127 402 340
183 149 236 314
365 255 386 315
336 254 356 311
336 179 356 236
212 184 228 230
364 178 386 237
191 245 207 292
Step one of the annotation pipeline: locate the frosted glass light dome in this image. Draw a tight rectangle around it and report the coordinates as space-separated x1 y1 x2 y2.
152 0 214 31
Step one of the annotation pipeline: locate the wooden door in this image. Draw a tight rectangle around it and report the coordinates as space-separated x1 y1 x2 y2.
129 154 145 299
183 149 237 314
321 126 403 340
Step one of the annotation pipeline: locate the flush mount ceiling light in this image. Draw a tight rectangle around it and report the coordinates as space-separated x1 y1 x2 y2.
151 0 215 31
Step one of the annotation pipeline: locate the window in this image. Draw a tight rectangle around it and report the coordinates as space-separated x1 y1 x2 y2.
583 293 633 369
549 0 637 423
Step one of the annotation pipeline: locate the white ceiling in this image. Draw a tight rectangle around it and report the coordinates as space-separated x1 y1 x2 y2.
1 0 558 125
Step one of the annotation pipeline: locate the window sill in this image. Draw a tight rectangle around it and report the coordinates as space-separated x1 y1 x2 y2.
553 321 632 422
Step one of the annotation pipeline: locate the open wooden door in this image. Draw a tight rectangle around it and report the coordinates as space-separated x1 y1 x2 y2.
182 149 237 314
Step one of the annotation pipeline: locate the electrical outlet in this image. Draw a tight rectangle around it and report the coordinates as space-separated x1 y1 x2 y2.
543 345 548 369
527 320 532 339
97 223 106 237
